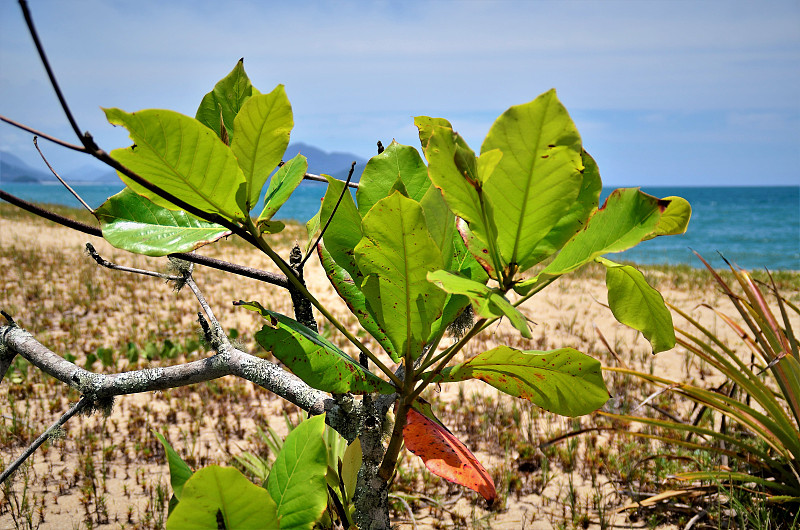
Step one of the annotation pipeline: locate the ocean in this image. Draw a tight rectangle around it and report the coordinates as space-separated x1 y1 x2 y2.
2 182 798 271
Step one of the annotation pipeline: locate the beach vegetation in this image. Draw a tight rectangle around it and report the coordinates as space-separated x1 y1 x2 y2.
602 254 800 527
0 5 695 527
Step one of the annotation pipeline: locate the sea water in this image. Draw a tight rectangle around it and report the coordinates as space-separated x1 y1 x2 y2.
2 182 798 271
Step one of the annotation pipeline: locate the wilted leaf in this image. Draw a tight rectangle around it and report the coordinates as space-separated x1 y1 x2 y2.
403 409 497 503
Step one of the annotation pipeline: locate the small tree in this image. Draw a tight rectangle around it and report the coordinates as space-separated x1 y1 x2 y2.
1 3 691 528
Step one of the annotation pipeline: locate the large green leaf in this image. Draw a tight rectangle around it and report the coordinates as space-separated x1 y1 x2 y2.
542 188 672 276
354 192 447 361
318 243 400 362
95 188 230 256
104 108 248 221
429 346 609 417
319 175 363 282
597 257 676 353
356 141 430 217
257 153 307 227
419 184 455 268
427 270 531 338
480 89 585 273
419 124 485 229
518 150 603 268
195 59 258 142
242 301 395 394
154 431 193 500
267 414 328 530
232 85 294 209
166 466 278 529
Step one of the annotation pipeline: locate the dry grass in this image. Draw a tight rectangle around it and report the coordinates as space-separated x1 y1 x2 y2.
1 203 797 529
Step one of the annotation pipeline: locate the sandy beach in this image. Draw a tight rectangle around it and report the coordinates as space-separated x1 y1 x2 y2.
1 206 797 529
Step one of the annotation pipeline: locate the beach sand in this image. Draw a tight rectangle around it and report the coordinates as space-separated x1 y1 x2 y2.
1 210 796 529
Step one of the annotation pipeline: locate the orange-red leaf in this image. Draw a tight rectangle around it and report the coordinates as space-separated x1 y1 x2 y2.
402 408 497 503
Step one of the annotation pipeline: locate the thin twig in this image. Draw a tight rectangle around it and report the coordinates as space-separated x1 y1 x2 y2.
301 161 357 268
18 0 90 149
302 172 358 189
33 137 92 212
85 243 182 281
0 396 90 484
0 115 86 152
185 276 226 343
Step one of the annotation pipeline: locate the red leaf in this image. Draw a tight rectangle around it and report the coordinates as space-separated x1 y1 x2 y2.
402 408 497 503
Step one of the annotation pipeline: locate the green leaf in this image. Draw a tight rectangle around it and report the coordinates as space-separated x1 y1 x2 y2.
341 439 362 503
543 188 672 275
318 244 400 362
242 301 395 394
430 346 609 417
319 175 363 282
166 466 278 530
257 153 307 225
356 141 430 217
95 188 230 256
354 192 447 361
267 414 329 530
428 270 531 338
153 431 193 500
195 59 257 141
415 116 453 154
521 150 603 268
597 257 676 353
420 124 485 228
104 108 248 221
419 184 456 267
480 89 585 273
232 85 294 209
645 195 691 240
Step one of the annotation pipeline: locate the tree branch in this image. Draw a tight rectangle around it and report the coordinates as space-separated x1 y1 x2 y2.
0 396 90 484
0 114 86 152
0 325 360 441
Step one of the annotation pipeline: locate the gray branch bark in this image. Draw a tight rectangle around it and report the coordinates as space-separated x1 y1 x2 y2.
0 325 360 442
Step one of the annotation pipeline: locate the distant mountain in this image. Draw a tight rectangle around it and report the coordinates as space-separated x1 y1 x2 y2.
0 151 51 183
285 142 368 182
63 164 118 184
0 143 368 185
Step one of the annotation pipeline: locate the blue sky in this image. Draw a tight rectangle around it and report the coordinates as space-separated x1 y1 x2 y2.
1 0 799 186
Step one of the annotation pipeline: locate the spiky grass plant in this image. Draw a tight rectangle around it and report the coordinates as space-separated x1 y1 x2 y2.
603 253 800 518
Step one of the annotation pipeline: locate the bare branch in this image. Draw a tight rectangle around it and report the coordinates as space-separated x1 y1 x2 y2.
0 115 86 152
34 137 93 212
302 171 358 189
85 242 182 282
301 161 357 269
18 0 89 149
0 325 360 441
0 396 90 484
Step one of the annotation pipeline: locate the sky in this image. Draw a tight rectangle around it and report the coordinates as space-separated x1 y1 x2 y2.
1 0 799 187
